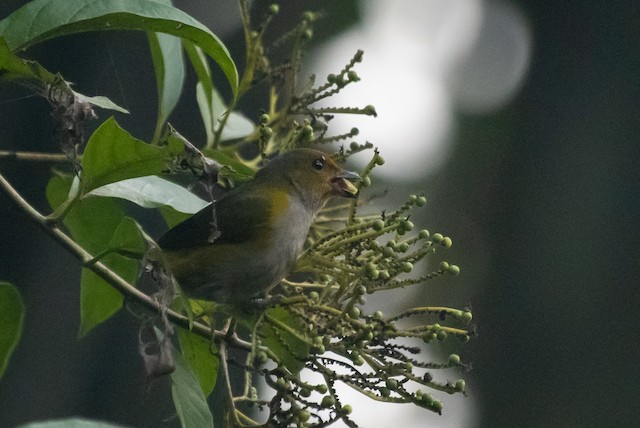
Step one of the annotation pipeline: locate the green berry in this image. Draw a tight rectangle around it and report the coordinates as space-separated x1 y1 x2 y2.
431 400 443 412
400 262 413 273
462 311 473 323
402 220 414 231
309 291 319 301
385 378 398 389
373 310 384 320
431 233 443 244
316 384 328 394
341 404 353 415
298 409 311 422
327 73 337 84
347 71 359 81
439 261 450 271
348 306 361 319
254 351 268 366
300 387 312 397
373 219 385 231
259 113 269 124
397 243 409 253
419 229 430 239
441 237 452 248
364 105 378 117
260 126 273 138
382 246 394 257
268 4 280 14
436 330 448 341
448 354 461 365
379 270 390 279
379 387 390 397
454 379 466 392
416 196 427 207
353 356 365 366
448 265 461 276
321 396 335 407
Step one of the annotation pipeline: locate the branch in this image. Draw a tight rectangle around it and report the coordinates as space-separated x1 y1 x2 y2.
0 150 73 162
0 171 250 351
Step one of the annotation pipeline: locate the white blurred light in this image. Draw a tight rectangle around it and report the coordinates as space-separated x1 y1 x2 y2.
308 0 531 181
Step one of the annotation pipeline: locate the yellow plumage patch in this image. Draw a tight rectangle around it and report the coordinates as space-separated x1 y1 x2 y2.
268 189 290 222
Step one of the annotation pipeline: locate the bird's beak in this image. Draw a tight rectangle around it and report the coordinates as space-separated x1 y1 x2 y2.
332 170 360 198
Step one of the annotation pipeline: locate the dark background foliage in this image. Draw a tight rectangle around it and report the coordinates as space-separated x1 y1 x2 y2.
1 0 638 427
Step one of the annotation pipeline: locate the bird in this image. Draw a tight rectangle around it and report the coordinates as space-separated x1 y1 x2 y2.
157 148 360 303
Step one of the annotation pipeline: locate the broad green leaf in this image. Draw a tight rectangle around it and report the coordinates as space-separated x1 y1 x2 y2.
0 281 24 379
171 343 214 428
178 327 218 397
108 216 147 258
0 37 128 113
18 418 124 428
159 205 193 228
0 0 238 98
47 175 124 253
260 306 310 375
89 176 208 214
46 176 140 338
77 217 145 338
80 117 183 195
77 259 129 339
148 1 185 144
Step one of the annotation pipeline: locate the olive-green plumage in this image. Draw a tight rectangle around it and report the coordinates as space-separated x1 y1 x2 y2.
158 149 359 303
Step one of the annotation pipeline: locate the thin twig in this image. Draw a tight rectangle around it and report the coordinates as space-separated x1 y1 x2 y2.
0 171 252 350
0 150 74 162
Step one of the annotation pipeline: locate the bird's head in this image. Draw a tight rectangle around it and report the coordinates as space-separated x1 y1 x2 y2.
256 148 360 211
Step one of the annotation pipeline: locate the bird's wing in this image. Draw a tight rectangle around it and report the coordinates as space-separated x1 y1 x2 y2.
158 188 274 250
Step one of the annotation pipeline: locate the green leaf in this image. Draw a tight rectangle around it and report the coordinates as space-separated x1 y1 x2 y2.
171 343 214 428
260 306 310 375
185 42 254 146
178 327 218 397
75 93 130 114
203 148 255 178
89 175 208 214
184 42 216 147
0 281 24 379
159 205 192 228
0 0 238 99
46 176 141 338
0 37 128 113
17 418 125 428
148 2 185 143
108 216 147 258
80 117 183 195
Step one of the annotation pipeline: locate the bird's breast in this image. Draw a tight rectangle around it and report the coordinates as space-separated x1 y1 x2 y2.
268 193 314 268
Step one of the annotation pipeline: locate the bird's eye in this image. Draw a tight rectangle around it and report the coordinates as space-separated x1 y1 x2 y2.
312 157 325 170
